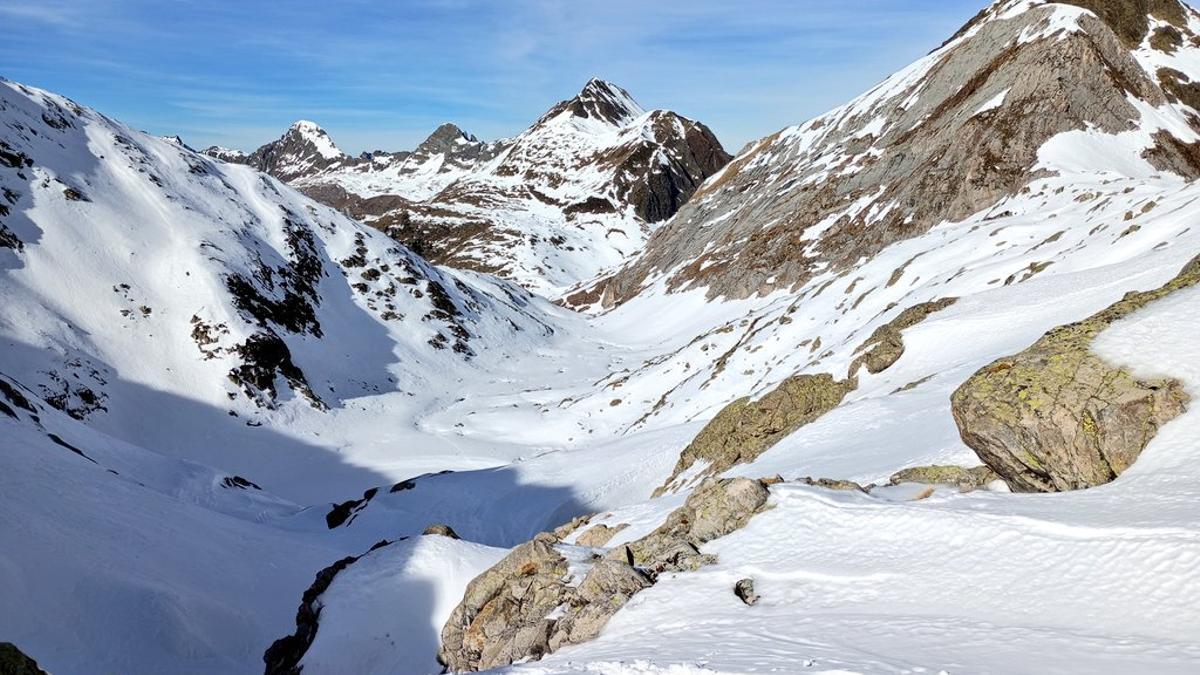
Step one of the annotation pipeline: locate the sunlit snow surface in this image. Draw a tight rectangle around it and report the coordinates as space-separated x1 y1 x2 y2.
3 2 1200 672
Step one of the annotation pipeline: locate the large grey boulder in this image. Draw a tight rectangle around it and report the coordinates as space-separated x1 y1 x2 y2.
952 256 1198 492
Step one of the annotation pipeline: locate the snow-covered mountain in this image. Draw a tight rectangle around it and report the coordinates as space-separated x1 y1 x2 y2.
210 79 731 296
6 1 1200 674
573 0 1200 308
0 75 565 500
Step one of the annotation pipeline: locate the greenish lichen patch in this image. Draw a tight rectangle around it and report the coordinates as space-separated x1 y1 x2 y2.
951 255 1198 492
656 373 855 495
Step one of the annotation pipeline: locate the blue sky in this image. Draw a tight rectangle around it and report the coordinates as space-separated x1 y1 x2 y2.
1 0 987 154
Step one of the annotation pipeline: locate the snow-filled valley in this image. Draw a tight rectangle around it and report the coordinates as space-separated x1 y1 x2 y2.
4 1 1200 674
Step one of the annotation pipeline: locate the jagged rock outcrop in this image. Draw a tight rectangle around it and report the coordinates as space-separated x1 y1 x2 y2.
0 643 47 675
657 373 855 495
439 477 773 672
571 0 1200 309
887 465 999 491
952 255 1198 492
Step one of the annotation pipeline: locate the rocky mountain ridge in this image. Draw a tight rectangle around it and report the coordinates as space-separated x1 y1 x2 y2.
206 79 731 296
570 0 1200 308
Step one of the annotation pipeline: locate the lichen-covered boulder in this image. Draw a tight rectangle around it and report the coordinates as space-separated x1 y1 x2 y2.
887 465 999 491
439 533 570 672
951 256 1198 492
620 477 772 572
657 373 855 495
439 477 774 672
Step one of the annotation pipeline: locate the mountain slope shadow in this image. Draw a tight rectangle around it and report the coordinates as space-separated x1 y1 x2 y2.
267 469 592 674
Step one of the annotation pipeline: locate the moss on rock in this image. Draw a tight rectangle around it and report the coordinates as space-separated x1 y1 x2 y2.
888 464 999 491
657 373 855 495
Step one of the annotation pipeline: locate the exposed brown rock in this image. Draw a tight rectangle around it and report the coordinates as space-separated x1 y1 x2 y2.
423 523 461 539
849 298 958 376
439 477 773 672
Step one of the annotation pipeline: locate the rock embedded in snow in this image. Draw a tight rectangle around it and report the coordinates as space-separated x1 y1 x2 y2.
849 298 958 376
657 374 855 495
439 477 774 672
734 578 759 606
952 255 1198 492
887 464 999 491
423 523 461 539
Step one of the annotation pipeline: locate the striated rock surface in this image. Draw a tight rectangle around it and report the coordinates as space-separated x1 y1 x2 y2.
571 0 1200 308
657 373 855 495
952 255 1198 492
439 477 772 672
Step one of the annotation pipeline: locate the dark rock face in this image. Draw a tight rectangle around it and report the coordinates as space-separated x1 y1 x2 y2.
439 477 773 672
734 578 759 605
1057 0 1189 47
264 555 362 675
604 110 731 224
657 373 855 495
952 255 1198 492
245 121 349 182
0 643 47 675
263 539 401 675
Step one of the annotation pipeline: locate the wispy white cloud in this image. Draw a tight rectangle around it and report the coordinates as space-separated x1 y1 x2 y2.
0 0 989 153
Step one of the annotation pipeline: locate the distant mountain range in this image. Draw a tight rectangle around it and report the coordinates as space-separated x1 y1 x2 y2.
203 79 731 296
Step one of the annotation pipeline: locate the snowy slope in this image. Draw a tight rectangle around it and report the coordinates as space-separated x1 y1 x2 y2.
498 253 1200 675
5 1 1200 674
0 76 566 502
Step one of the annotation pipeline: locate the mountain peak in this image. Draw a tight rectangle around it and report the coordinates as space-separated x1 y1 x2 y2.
976 0 1193 47
560 78 645 126
290 119 325 133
